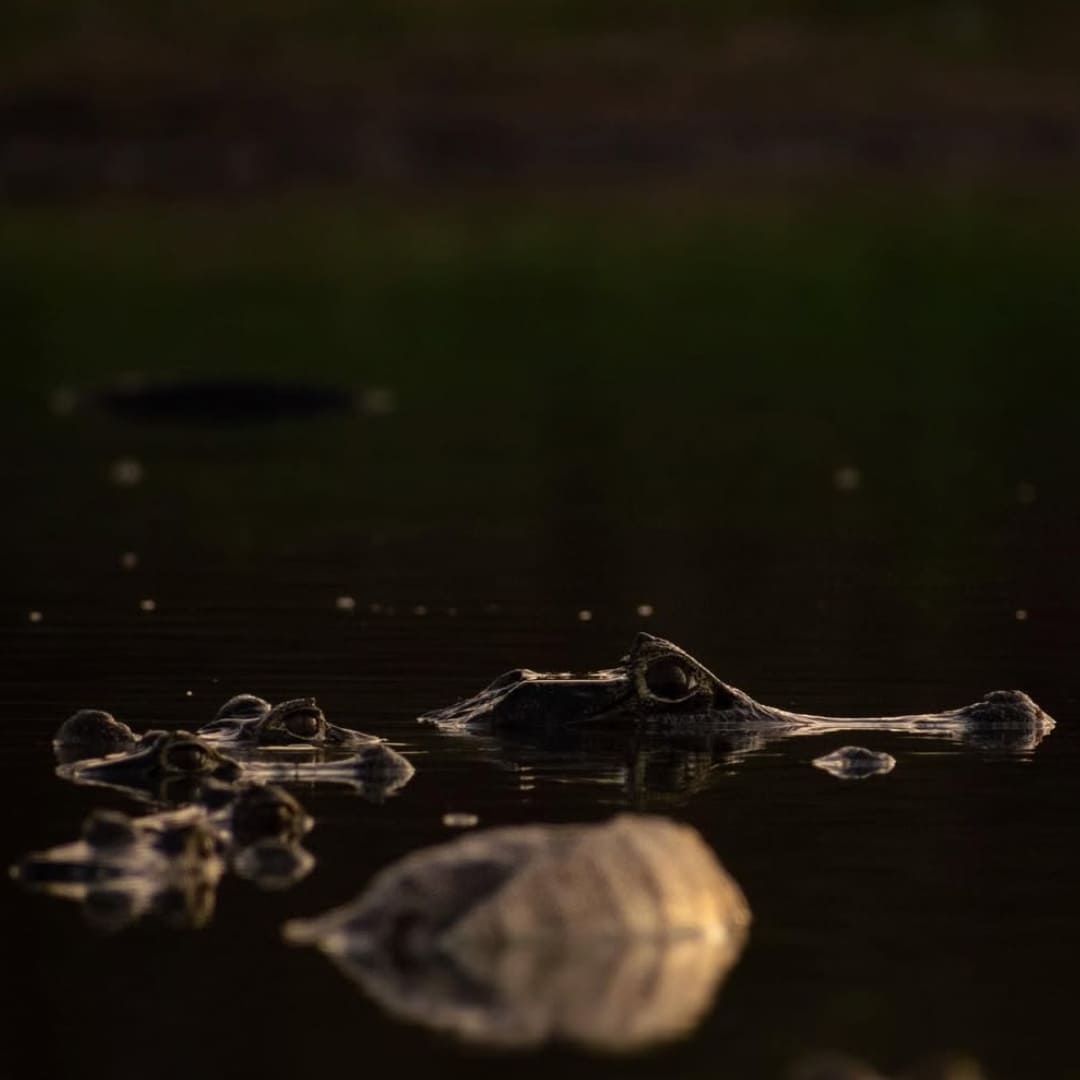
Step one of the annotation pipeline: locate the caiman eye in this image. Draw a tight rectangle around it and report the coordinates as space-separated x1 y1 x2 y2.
252 802 290 835
163 741 210 773
285 710 321 738
644 658 694 700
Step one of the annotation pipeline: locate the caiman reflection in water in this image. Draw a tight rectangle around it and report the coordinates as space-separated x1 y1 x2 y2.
11 783 315 930
422 634 1054 803
790 1051 988 1080
284 814 750 1052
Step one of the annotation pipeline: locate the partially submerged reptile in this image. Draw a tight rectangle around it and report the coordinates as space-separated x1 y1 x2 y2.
422 633 1054 752
54 697 415 802
56 695 390 758
197 695 383 750
59 729 413 803
284 814 749 1051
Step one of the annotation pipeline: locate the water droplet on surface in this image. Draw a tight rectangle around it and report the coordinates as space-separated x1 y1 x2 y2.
109 458 144 487
335 596 356 612
577 609 593 622
442 812 479 828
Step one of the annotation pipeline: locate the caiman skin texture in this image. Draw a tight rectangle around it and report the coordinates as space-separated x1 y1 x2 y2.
53 694 414 803
421 633 1054 751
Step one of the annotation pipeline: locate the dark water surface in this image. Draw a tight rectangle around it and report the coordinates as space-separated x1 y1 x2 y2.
3 388 1078 1080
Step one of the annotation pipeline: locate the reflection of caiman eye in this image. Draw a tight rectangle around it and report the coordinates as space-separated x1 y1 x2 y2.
644 658 694 701
284 710 321 738
194 829 218 859
163 741 210 773
240 799 291 840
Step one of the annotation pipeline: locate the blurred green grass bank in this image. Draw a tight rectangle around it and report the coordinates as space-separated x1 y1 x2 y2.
4 3 1080 427
4 196 1080 416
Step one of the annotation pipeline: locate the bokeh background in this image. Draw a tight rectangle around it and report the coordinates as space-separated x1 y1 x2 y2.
4 6 1080 1080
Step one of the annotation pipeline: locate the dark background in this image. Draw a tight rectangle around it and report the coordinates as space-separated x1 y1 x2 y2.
2 5 1079 1079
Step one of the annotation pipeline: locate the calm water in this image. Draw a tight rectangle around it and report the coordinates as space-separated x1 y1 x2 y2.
3 390 1078 1080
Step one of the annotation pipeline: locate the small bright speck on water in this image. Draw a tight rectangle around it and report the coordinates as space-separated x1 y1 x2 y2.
833 465 862 492
637 603 654 617
28 610 43 623
109 458 145 487
1016 608 1029 621
50 386 77 416
442 812 479 828
577 609 593 622
139 598 156 612
335 596 356 612
359 387 397 415
120 551 138 569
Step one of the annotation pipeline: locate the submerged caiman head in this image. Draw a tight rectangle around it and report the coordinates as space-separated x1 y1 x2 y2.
421 633 1055 750
65 731 243 786
199 695 376 749
421 634 771 732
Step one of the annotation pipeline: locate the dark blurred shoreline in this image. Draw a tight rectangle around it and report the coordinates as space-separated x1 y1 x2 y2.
7 96 1080 202
6 13 1080 201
